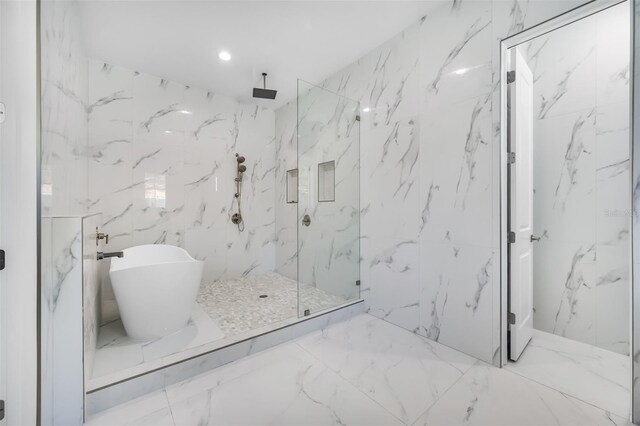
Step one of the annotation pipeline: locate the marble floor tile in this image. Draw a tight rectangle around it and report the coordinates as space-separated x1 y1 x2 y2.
125 408 175 426
141 305 224 361
92 304 224 380
167 342 401 426
504 330 630 417
85 390 173 425
90 314 633 426
296 314 477 425
415 361 629 426
92 340 144 379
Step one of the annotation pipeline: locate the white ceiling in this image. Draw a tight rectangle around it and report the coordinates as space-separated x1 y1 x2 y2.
78 1 444 109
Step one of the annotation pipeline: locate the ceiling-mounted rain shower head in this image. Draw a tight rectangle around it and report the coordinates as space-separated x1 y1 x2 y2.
253 73 277 100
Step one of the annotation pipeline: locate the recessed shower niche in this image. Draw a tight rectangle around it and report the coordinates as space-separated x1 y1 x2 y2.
318 160 335 202
286 169 298 203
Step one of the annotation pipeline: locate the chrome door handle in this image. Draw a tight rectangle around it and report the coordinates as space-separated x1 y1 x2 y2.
302 214 311 227
530 235 541 242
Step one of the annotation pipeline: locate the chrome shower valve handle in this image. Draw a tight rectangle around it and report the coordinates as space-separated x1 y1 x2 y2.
96 226 109 246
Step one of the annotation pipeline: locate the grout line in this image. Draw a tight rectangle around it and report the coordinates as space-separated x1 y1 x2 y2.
163 390 178 426
364 311 481 364
292 316 482 426
502 364 631 420
408 360 484 426
294 339 409 425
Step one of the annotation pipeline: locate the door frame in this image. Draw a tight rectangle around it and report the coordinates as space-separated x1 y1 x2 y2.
498 0 631 371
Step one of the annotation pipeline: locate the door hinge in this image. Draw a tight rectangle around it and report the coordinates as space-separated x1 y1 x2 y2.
508 312 516 325
508 232 516 244
355 280 361 286
0 249 5 270
355 115 361 122
303 309 310 316
507 71 516 84
508 152 516 164
0 400 5 420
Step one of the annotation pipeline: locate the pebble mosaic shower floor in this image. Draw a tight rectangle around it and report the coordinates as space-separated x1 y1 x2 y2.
197 273 349 336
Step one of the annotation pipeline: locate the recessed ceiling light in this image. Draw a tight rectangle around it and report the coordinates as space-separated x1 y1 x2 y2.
218 51 231 61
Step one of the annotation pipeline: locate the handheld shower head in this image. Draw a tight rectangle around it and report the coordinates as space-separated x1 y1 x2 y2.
236 155 245 163
238 164 247 173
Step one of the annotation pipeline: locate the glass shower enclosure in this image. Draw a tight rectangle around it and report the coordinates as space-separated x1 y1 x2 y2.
296 80 361 316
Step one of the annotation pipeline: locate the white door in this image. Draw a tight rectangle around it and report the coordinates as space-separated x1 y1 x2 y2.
508 47 534 361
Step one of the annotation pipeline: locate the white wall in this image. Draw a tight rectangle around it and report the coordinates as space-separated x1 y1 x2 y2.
0 0 38 424
520 2 630 355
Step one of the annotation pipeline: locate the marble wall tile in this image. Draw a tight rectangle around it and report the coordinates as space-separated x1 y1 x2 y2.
361 118 420 240
528 18 597 120
86 60 277 321
40 1 90 424
40 0 89 217
532 240 597 345
596 103 631 247
322 23 420 127
533 110 597 244
596 243 631 354
521 3 630 355
41 217 85 425
419 93 493 247
597 1 631 106
418 242 497 362
420 0 493 112
362 237 420 332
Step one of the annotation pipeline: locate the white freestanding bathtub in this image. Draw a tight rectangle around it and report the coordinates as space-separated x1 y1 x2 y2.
109 244 203 340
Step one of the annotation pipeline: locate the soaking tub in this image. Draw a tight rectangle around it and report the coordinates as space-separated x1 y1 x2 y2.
109 244 203 340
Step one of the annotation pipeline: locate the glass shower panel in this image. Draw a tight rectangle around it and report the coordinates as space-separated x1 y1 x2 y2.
296 79 360 317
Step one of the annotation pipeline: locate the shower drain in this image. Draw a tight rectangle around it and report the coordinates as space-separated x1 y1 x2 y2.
259 294 268 298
